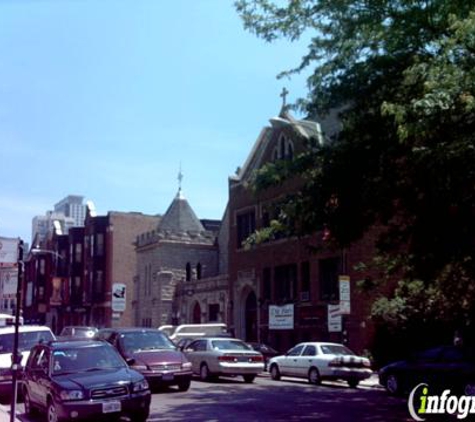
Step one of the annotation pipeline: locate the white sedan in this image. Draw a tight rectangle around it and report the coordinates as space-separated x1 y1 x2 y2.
268 342 372 388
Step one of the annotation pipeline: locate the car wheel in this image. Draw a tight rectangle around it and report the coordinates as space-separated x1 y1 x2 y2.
134 410 149 422
464 382 475 396
348 379 359 388
270 364 281 381
200 363 210 381
23 387 34 416
178 379 191 391
308 367 321 385
385 373 400 395
47 398 63 422
243 375 255 383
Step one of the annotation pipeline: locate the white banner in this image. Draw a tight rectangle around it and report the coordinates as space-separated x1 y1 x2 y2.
269 304 294 330
112 283 126 312
0 237 18 267
0 268 18 295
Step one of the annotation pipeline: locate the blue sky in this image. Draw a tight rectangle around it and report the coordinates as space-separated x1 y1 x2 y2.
0 0 309 244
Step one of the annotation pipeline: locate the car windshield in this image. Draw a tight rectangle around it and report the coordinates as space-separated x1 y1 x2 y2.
0 330 54 353
119 331 175 353
211 340 252 351
320 344 355 356
52 345 126 374
72 327 97 338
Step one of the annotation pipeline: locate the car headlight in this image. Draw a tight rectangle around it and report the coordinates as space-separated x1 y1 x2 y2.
182 362 192 370
59 390 84 401
133 379 149 392
133 364 149 371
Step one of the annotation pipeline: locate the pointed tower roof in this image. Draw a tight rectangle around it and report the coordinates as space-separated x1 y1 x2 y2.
158 189 205 233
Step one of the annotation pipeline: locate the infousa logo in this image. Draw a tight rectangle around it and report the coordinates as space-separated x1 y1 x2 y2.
408 383 475 420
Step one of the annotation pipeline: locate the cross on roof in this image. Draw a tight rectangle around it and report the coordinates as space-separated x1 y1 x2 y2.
178 165 183 191
280 87 289 107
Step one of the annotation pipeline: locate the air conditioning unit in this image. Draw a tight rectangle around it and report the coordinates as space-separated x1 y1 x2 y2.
300 291 310 301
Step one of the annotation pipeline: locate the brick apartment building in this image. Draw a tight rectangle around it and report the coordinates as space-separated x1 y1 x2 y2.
24 207 160 332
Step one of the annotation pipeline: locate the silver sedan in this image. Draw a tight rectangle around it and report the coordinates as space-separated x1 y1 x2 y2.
183 337 264 383
268 342 372 388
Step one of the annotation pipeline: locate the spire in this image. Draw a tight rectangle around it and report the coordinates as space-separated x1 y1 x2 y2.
177 164 184 199
280 87 289 108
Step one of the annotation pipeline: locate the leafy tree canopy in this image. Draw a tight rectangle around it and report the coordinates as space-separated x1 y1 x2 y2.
236 0 475 344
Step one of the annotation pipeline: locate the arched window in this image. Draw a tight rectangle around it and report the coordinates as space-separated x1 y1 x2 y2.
196 263 202 280
279 136 286 159
286 140 294 160
186 263 191 281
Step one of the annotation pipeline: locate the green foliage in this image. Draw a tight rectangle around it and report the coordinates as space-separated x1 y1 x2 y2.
235 1 475 348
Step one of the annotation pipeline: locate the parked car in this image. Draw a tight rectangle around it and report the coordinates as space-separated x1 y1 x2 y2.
0 325 55 397
379 345 475 395
58 326 98 340
183 337 264 383
247 342 280 371
268 342 372 388
22 340 151 422
97 327 192 391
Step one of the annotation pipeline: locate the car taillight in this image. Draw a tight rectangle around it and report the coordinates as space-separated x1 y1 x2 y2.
218 355 238 362
250 355 263 362
329 358 342 367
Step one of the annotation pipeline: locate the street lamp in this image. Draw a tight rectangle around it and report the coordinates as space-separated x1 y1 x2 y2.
10 240 24 422
10 247 64 421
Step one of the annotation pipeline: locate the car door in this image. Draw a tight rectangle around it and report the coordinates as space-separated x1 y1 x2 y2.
294 345 318 378
280 345 305 377
185 340 207 374
26 346 50 408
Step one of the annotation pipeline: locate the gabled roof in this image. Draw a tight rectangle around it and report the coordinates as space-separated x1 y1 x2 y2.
232 107 322 184
158 189 205 233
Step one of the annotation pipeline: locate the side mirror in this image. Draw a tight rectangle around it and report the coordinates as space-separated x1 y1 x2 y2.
125 358 135 366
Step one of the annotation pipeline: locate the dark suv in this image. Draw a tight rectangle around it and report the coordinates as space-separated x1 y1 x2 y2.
97 328 192 391
22 340 151 422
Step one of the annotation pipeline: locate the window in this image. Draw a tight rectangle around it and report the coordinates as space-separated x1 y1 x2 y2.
75 243 82 263
208 304 220 322
302 345 317 356
319 257 340 301
94 271 104 294
287 345 304 356
186 263 191 281
263 268 271 300
96 233 104 256
236 210 256 248
196 263 202 280
274 264 297 301
39 259 46 275
301 261 310 297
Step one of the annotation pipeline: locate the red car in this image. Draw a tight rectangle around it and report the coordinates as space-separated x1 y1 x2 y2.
97 328 192 391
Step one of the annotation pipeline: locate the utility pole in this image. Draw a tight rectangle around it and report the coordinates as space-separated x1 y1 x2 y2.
10 239 23 422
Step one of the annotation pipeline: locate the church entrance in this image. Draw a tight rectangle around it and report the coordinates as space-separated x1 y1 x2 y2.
192 302 201 324
244 291 257 342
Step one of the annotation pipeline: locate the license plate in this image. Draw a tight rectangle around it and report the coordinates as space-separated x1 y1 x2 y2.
102 401 121 414
163 373 174 381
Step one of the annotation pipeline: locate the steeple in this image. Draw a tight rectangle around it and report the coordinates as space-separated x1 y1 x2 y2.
158 168 205 233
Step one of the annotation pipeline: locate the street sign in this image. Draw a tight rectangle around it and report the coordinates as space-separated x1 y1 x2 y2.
0 237 18 267
328 304 342 332
112 283 126 312
339 275 351 315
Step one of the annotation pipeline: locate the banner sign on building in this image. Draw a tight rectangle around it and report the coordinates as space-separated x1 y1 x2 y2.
339 275 351 315
328 304 342 332
0 268 18 295
269 304 294 330
112 283 126 312
0 237 18 267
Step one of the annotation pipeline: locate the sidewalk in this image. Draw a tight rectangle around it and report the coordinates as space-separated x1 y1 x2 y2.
0 403 20 422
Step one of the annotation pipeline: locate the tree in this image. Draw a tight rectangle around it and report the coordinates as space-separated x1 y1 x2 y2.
236 1 475 351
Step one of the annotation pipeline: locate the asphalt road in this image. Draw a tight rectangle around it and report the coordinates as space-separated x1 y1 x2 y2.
7 374 413 422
